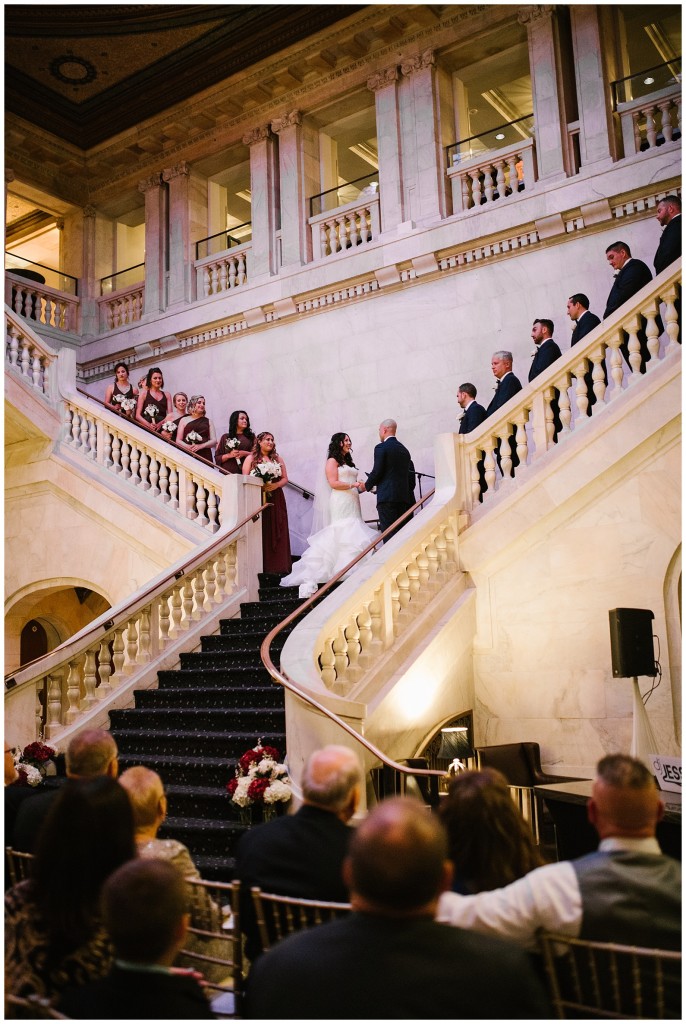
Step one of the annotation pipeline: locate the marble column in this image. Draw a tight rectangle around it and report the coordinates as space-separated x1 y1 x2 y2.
163 161 204 307
5 168 14 228
570 5 617 166
519 5 569 181
271 110 319 269
138 172 166 315
78 206 97 337
242 125 278 280
368 66 404 232
398 49 452 225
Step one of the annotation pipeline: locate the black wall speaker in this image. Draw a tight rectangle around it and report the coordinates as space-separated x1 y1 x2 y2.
608 608 655 678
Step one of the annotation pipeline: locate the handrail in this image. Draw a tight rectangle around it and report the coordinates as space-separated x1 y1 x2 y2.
260 489 447 781
5 498 270 691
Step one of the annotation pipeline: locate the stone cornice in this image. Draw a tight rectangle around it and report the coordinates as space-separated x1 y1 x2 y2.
400 49 435 76
367 66 399 92
162 162 190 183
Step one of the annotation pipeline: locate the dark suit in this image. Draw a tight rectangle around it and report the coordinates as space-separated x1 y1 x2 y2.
603 258 654 373
365 435 414 542
458 400 487 434
529 339 562 440
484 372 523 477
571 310 603 410
234 804 353 961
246 912 551 1020
654 216 681 343
58 964 214 1019
11 784 64 852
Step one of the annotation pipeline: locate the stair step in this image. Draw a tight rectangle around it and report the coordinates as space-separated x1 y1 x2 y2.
111 707 285 732
134 686 283 709
159 816 246 857
192 854 238 883
201 631 289 653
157 666 274 687
115 728 286 759
179 651 266 670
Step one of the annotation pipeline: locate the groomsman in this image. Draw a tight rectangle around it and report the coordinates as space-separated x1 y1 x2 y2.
654 195 681 342
603 241 654 373
568 293 602 411
528 319 562 441
456 383 486 434
484 351 522 476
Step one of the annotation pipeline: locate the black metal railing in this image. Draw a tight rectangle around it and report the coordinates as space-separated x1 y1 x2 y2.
612 58 682 108
5 252 78 296
310 172 379 217
446 113 534 168
195 224 252 260
100 263 145 296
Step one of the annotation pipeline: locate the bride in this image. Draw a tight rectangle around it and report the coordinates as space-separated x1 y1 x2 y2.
280 433 378 598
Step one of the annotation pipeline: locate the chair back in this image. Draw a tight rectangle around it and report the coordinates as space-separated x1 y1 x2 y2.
6 847 36 888
250 887 352 952
178 877 244 1017
538 930 682 1019
5 994 69 1019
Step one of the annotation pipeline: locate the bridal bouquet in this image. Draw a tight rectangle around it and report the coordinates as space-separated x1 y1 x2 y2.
14 741 57 787
185 430 203 444
119 397 136 414
225 436 242 466
144 403 159 419
226 739 291 820
251 460 282 484
161 420 177 435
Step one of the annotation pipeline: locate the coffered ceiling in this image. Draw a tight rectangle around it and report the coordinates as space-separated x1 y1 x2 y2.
5 4 364 150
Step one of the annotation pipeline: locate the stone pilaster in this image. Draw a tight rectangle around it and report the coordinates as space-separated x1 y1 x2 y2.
271 110 318 269
79 205 98 337
138 172 166 315
367 66 404 232
569 5 617 166
162 161 199 307
519 5 570 180
242 125 278 280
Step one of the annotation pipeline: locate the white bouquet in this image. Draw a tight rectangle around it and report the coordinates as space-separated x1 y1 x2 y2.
120 397 136 413
185 430 203 444
144 403 159 419
251 460 282 484
225 437 239 451
161 420 178 435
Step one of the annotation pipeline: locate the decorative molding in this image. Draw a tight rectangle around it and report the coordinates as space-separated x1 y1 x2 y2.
271 110 302 134
137 173 163 194
83 205 97 219
400 49 435 77
517 5 555 26
242 125 271 147
367 65 399 92
162 161 190 183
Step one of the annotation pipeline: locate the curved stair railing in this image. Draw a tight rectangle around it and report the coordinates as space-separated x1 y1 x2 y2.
5 488 269 747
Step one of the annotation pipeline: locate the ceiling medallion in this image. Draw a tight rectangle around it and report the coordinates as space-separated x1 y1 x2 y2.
49 55 97 86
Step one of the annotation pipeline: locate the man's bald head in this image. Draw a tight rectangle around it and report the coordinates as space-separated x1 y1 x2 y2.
588 754 663 839
346 797 451 915
66 729 118 779
301 745 362 820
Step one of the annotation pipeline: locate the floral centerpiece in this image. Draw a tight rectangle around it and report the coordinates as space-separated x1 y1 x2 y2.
251 461 282 485
226 739 291 823
14 741 57 787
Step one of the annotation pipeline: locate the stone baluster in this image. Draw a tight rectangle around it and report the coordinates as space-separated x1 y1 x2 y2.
407 558 421 604
103 428 113 468
124 618 138 673
120 439 131 478
169 582 183 638
82 648 98 709
359 207 369 243
191 571 204 622
207 489 219 531
337 216 349 250
202 267 211 298
7 322 20 366
348 211 359 247
65 660 82 724
111 434 122 472
19 336 30 378
36 681 45 739
368 594 383 647
468 450 481 505
357 605 373 662
332 627 348 682
148 453 160 496
590 345 608 405
196 481 208 526
158 592 171 646
644 106 657 149
71 408 81 447
515 414 529 464
215 261 225 292
319 222 328 256
31 351 42 388
426 539 439 582
389 576 401 636
45 673 63 738
79 412 89 451
417 548 430 592
483 165 495 203
319 638 337 687
662 286 680 354
139 450 150 490
88 417 97 458
158 459 170 501
658 101 674 143
179 575 193 628
461 173 471 211
396 570 411 615
226 544 238 592
469 169 483 207
543 388 556 445
228 258 237 289
445 522 457 570
607 333 624 394
203 559 217 609
186 477 197 519
558 375 573 431
214 552 227 602
237 252 246 285
483 442 497 492
137 609 151 663
434 527 448 574
97 639 113 698
495 159 507 199
498 431 513 478
111 627 126 685
631 111 642 153
643 304 661 366
169 465 179 509
344 619 361 680
129 442 141 485
624 315 643 380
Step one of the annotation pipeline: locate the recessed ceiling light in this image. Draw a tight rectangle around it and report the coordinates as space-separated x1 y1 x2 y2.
495 132 505 140
644 76 655 85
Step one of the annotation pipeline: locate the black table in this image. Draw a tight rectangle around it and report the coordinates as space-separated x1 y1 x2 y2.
535 780 681 862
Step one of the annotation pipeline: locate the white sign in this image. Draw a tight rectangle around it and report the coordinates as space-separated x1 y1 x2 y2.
649 754 682 793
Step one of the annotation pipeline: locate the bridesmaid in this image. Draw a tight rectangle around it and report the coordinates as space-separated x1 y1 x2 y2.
242 431 292 575
104 362 138 418
134 367 173 433
160 391 188 443
176 395 217 463
215 409 254 473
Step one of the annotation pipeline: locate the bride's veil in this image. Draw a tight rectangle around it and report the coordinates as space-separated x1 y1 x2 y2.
310 459 332 534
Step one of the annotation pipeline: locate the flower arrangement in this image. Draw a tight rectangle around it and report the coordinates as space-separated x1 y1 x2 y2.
225 437 239 451
14 741 57 787
251 460 282 484
144 403 159 420
226 739 291 822
185 430 203 444
120 397 136 414
161 420 178 435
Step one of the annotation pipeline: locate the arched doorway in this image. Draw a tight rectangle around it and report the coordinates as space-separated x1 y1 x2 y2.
19 619 48 665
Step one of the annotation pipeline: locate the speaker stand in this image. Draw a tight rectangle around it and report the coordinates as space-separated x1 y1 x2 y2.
630 676 659 761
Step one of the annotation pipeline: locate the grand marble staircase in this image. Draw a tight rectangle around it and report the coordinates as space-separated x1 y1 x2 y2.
110 574 303 880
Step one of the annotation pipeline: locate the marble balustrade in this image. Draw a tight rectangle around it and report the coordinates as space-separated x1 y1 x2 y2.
5 315 57 398
98 282 145 332
310 196 381 260
195 244 250 298
62 395 232 533
5 272 79 334
618 85 682 157
448 141 536 212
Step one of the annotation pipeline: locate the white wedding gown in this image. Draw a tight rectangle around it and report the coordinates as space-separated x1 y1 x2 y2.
280 465 378 598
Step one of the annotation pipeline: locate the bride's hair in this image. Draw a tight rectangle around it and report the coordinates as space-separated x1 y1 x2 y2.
328 432 356 468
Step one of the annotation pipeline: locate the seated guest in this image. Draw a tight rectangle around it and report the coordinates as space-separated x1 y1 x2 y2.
5 776 136 1003
215 409 255 472
134 367 174 432
104 362 138 418
12 727 118 852
246 796 550 1019
437 755 681 952
160 391 188 443
176 395 217 463
119 766 226 981
58 859 214 1020
438 768 544 894
235 745 361 961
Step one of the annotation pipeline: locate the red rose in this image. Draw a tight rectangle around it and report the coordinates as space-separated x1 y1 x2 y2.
226 778 238 797
247 778 270 803
259 745 280 761
238 749 261 774
23 742 55 762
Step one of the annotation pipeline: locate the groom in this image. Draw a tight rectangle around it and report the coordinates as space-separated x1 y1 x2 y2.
364 419 415 543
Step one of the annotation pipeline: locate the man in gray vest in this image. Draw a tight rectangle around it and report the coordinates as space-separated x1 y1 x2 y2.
436 753 680 951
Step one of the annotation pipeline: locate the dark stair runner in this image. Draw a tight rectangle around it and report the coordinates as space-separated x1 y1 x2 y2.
110 573 305 880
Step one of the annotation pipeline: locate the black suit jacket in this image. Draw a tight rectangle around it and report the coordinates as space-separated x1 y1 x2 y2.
484 372 523 418
58 964 214 1019
365 435 413 505
603 259 653 319
246 912 551 1020
234 804 353 960
654 216 681 275
528 338 562 382
459 401 487 434
571 310 601 345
